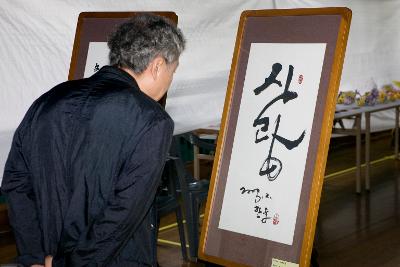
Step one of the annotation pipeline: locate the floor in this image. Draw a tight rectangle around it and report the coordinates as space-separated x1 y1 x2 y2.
1 131 400 266
315 133 400 267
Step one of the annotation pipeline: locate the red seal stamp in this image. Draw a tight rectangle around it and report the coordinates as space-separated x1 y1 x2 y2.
273 213 279 225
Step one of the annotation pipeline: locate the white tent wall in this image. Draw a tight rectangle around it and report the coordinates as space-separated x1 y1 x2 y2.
0 0 274 131
0 0 399 183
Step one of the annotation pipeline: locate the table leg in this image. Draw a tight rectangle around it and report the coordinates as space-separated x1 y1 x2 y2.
395 106 399 159
194 145 200 179
365 112 371 191
356 115 361 194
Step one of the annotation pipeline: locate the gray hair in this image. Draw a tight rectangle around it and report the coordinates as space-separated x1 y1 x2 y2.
108 13 185 74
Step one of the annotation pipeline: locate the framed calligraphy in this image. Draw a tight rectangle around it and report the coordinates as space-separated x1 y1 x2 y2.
199 8 351 267
68 11 178 107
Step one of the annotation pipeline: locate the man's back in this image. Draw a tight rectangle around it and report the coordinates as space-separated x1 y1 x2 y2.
2 66 174 266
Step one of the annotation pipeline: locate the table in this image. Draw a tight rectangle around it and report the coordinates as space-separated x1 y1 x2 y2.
191 127 219 180
334 101 400 193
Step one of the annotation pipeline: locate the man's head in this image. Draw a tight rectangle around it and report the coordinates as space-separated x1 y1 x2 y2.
108 13 185 101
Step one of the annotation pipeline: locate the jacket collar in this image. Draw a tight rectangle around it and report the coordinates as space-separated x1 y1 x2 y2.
93 65 140 89
93 65 163 106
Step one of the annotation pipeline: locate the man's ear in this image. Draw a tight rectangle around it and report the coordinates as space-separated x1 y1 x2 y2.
150 56 164 80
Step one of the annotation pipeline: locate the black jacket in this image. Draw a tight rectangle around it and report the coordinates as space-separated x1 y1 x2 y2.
1 66 174 266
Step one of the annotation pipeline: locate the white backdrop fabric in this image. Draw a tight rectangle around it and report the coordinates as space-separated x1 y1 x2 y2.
1 0 400 183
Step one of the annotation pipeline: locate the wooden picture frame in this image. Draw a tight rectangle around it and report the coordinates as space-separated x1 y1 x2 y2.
68 11 178 107
199 8 351 267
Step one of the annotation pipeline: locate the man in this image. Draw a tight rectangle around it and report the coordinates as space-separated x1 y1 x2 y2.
1 13 185 267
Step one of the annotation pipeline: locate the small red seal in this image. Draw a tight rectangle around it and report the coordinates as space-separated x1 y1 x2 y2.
298 74 303 84
273 213 279 225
